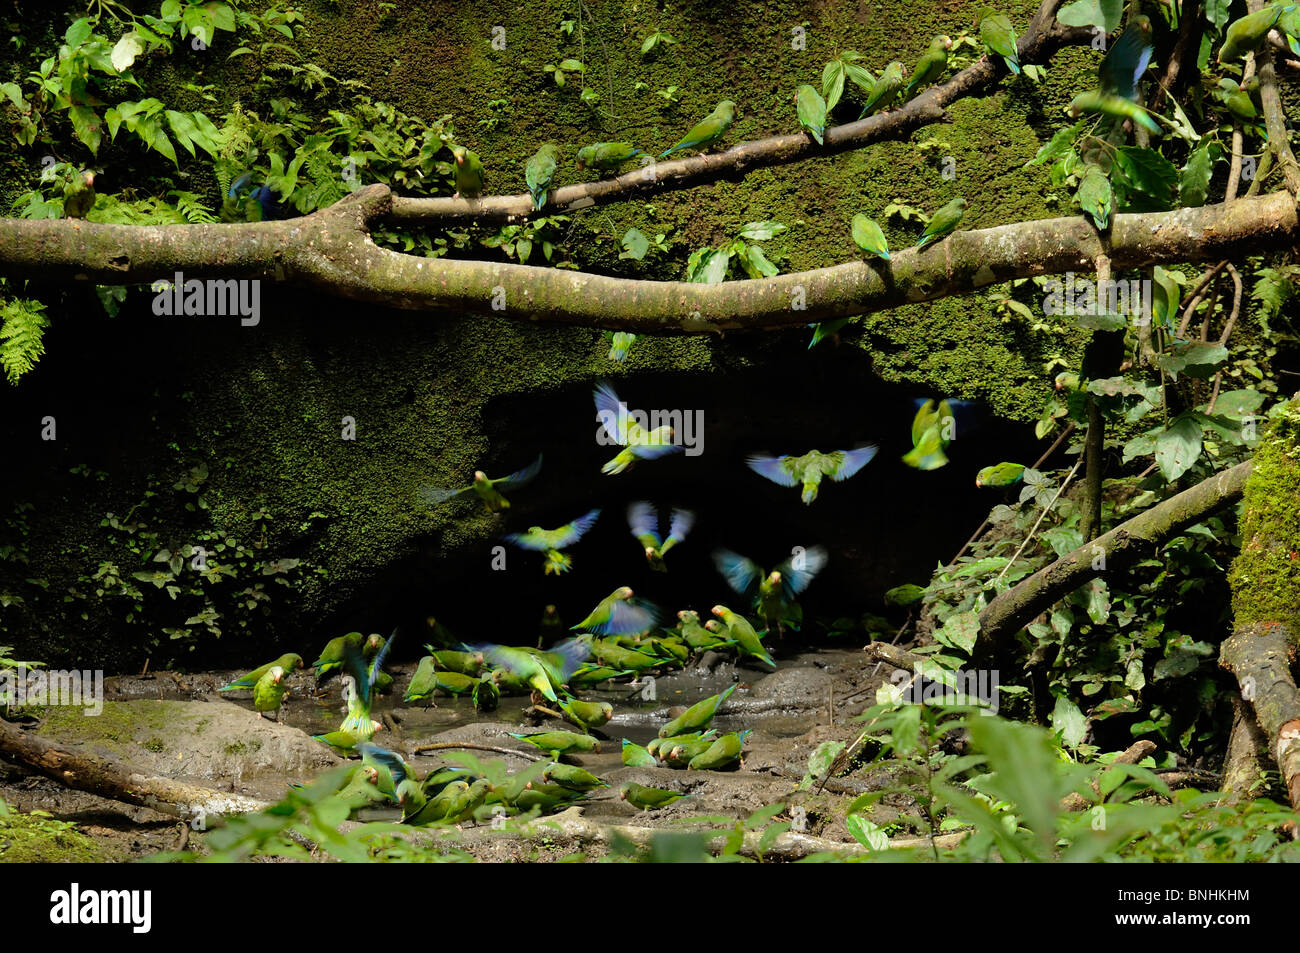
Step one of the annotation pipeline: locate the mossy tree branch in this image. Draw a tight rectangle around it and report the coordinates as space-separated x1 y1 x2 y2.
387 0 1089 225
2 188 1297 332
977 460 1253 656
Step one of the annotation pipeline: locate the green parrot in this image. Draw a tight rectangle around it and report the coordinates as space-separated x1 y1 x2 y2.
524 142 560 211
594 382 682 474
619 782 689 810
745 447 879 504
557 695 614 732
661 735 719 767
508 730 601 757
644 635 689 663
859 61 905 117
572 586 663 636
312 631 364 678
402 779 468 826
659 100 737 158
712 605 776 669
712 547 829 638
355 741 412 803
503 507 601 575
903 398 956 470
648 731 715 759
1066 90 1160 134
445 778 496 824
252 665 290 721
476 637 589 703
795 84 827 144
916 197 967 249
904 36 953 99
587 638 661 672
450 145 485 198
607 331 638 363
539 603 567 647
404 658 479 704
884 584 926 607
472 671 501 711
63 169 96 219
687 730 751 771
570 663 631 686
1099 15 1154 101
219 652 304 691
677 609 732 651
851 213 890 261
978 11 1020 75
1214 77 1261 122
331 763 388 814
627 501 695 571
1218 4 1295 63
807 317 853 350
423 648 485 676
541 762 607 792
622 739 658 767
659 682 738 738
575 142 645 173
419 453 542 513
975 462 1027 487
511 781 588 814
317 635 393 751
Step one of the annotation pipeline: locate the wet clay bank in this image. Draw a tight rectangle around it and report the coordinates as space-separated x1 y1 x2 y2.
1 648 905 861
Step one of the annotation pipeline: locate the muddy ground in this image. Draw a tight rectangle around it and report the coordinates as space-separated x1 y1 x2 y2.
0 646 912 861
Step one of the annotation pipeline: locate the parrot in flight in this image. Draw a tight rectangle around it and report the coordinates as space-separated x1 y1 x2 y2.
473 637 590 703
745 446 878 504
808 317 853 349
903 398 957 470
503 507 601 575
659 100 737 158
978 11 1020 75
1068 16 1158 133
571 586 663 636
627 501 695 571
315 634 393 752
451 145 485 198
419 453 542 513
312 631 385 678
594 382 682 474
904 35 953 99
860 61 905 116
607 331 637 362
219 652 304 691
712 546 828 638
976 462 1027 487
524 142 560 210
575 142 644 173
227 172 283 221
916 197 966 249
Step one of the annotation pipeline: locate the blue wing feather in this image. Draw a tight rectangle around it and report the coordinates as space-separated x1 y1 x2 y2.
712 548 764 602
831 445 879 481
773 545 829 598
495 453 543 491
594 382 629 446
627 501 662 545
747 454 799 487
666 508 695 544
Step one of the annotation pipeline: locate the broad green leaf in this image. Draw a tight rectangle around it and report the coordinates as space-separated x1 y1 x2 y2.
744 244 779 278
1057 0 1123 31
111 32 144 72
1180 143 1213 207
1152 265 1180 326
64 17 94 48
1116 146 1178 201
1026 120 1086 167
1051 693 1088 749
845 814 889 851
68 105 102 154
934 609 979 655
1205 388 1263 419
1203 0 1231 29
737 220 787 241
620 227 650 261
1155 415 1202 481
799 740 846 790
823 61 846 112
844 63 875 92
1158 341 1229 379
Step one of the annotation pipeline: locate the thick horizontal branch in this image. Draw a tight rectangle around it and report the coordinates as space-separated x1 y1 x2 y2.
977 461 1253 655
4 187 1296 333
389 1 1088 224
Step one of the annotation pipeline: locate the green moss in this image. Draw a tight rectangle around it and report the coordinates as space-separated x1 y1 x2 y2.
39 701 170 752
224 738 261 756
141 736 166 753
0 803 108 862
1228 400 1300 633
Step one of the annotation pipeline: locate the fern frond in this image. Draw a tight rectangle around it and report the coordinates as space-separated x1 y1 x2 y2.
0 297 50 384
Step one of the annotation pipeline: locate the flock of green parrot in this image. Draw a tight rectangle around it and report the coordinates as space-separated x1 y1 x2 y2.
208 2 1300 830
